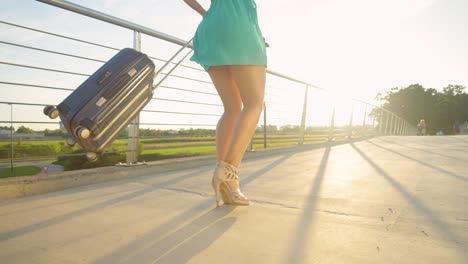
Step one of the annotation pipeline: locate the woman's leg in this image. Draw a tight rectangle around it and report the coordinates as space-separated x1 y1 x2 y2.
208 65 265 205
224 65 266 167
208 66 242 161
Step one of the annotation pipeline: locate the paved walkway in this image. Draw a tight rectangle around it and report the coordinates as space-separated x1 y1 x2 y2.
0 136 467 264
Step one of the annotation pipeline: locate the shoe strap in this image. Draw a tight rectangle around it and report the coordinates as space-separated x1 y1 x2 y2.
217 161 239 181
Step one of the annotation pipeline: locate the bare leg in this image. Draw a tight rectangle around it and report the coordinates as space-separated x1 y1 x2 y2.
208 66 242 161
208 65 266 203
224 65 266 167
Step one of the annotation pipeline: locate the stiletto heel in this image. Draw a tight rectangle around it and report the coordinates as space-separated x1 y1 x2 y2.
211 176 221 207
212 160 250 206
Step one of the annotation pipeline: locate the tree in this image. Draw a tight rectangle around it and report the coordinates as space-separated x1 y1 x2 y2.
373 84 467 135
0 126 14 131
16 126 35 134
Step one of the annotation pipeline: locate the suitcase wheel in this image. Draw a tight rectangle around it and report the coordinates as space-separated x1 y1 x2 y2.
75 126 91 139
43 105 60 119
66 137 76 147
86 152 99 162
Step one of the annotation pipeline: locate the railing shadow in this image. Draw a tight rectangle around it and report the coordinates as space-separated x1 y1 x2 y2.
288 146 331 263
368 139 468 183
94 202 235 264
241 152 296 187
0 177 162 216
350 143 468 260
0 167 213 242
94 151 296 263
375 137 468 163
440 136 468 144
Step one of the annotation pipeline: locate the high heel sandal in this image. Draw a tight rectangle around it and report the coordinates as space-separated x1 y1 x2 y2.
212 160 250 207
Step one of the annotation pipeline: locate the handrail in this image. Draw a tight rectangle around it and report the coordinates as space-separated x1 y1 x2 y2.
35 0 319 88
35 0 187 47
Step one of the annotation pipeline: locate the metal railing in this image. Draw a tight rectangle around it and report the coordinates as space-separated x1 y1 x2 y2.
0 0 416 174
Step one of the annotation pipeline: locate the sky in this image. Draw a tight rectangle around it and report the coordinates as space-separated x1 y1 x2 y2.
1 0 467 130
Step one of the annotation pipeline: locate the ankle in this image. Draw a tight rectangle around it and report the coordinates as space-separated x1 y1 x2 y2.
218 159 239 168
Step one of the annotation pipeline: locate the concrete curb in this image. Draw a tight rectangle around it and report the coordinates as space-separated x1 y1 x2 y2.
0 137 371 200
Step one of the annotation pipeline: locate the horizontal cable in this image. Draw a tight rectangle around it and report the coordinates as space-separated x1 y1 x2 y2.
0 61 90 76
139 123 215 127
0 41 107 63
0 121 59 124
0 121 217 127
1 41 205 78
159 73 212 84
0 20 120 51
1 21 207 75
142 109 220 117
159 85 217 96
149 56 204 72
1 62 209 86
0 101 50 107
152 97 222 107
0 149 131 163
0 81 73 91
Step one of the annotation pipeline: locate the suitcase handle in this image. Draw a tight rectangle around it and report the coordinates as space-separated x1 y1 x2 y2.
153 38 194 90
97 71 113 85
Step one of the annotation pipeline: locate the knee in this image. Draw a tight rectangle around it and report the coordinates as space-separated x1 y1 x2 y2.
243 96 264 113
224 102 242 118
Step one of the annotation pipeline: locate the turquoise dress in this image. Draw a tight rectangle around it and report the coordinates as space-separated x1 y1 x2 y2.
190 0 268 71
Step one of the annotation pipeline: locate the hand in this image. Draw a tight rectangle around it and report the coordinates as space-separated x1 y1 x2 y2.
263 37 270 48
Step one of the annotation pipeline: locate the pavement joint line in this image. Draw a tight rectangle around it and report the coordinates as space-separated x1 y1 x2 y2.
156 187 401 218
162 186 212 198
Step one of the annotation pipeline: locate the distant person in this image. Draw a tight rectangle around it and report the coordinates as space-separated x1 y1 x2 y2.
417 119 427 136
183 0 268 206
453 120 460 135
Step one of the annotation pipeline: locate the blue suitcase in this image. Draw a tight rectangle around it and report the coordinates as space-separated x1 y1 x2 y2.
44 41 192 161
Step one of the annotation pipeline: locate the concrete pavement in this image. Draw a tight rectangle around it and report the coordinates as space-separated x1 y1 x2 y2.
0 136 467 263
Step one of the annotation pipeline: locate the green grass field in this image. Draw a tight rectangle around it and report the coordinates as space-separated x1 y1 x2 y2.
0 129 373 173
0 165 42 178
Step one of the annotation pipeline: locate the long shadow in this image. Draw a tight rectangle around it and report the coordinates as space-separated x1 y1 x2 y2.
367 140 468 183
375 137 468 163
0 183 142 217
241 152 296 187
93 152 297 263
94 203 235 264
351 143 468 260
0 167 200 211
0 167 213 242
439 136 468 144
289 146 331 263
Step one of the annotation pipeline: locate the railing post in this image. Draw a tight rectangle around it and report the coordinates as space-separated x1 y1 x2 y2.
384 112 390 135
394 117 398 135
372 116 376 136
398 119 405 135
378 109 384 134
299 85 308 145
9 103 14 176
362 104 367 136
389 114 395 135
396 118 400 135
126 31 141 165
348 102 354 138
328 105 335 141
